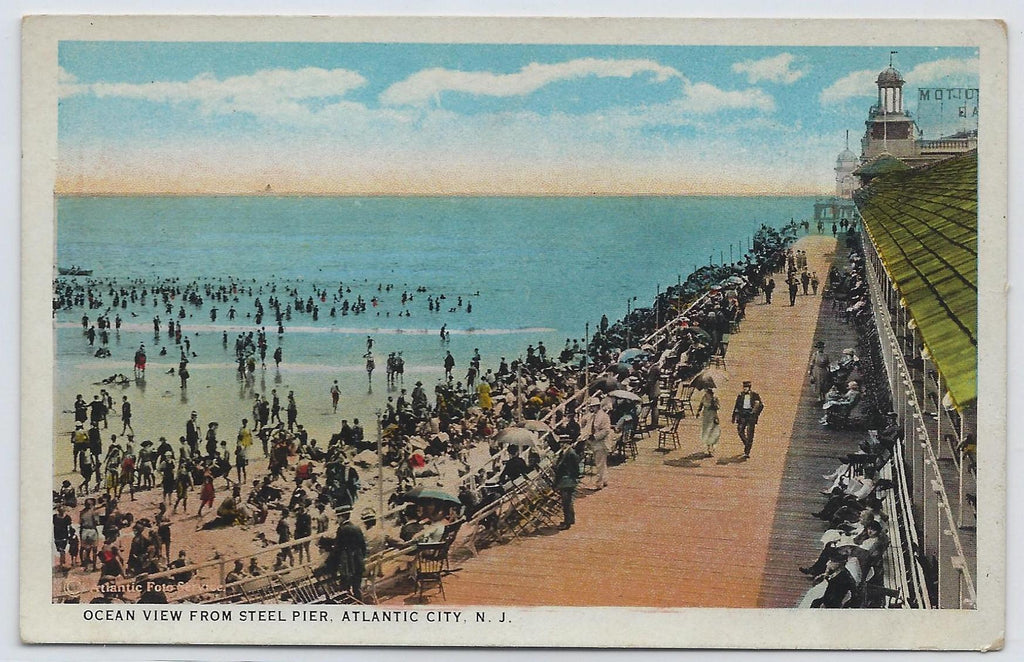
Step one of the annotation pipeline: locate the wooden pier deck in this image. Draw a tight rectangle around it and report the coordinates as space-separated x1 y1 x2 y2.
386 234 859 608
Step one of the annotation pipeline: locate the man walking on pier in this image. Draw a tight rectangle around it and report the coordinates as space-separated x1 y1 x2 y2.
732 381 764 459
554 438 582 530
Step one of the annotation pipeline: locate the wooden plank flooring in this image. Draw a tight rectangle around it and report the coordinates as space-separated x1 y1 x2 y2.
758 238 866 607
384 234 848 607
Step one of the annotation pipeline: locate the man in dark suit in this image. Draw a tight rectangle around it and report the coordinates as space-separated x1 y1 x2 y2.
732 380 765 458
554 439 582 530
498 445 529 485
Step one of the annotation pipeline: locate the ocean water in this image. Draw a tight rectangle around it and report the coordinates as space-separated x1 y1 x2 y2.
53 195 814 475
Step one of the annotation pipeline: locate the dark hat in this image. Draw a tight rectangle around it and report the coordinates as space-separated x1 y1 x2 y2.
742 380 752 387
815 341 825 348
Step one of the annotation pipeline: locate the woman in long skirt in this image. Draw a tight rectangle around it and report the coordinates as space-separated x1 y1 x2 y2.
697 387 721 457
808 341 831 403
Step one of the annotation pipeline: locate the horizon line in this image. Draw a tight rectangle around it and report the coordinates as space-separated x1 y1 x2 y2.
54 190 833 199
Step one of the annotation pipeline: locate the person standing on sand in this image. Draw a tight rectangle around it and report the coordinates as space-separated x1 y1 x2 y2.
205 422 219 459
234 440 248 484
443 351 455 381
53 506 73 571
186 411 200 457
270 389 282 424
197 474 214 517
237 418 253 452
173 462 193 514
287 391 298 432
120 396 134 435
330 381 341 413
155 502 172 563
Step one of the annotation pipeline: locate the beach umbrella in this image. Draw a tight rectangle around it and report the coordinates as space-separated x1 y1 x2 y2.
692 366 730 390
521 420 552 434
413 488 461 506
617 348 649 363
495 427 538 447
401 485 460 505
608 389 642 402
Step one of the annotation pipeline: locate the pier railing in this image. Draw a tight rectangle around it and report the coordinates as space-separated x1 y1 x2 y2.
860 225 977 609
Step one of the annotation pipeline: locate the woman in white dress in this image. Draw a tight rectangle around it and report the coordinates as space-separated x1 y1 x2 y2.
696 387 721 457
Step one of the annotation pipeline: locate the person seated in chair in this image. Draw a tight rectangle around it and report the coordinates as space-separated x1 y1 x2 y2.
807 553 858 609
800 520 887 580
858 411 901 458
814 466 879 522
820 381 861 427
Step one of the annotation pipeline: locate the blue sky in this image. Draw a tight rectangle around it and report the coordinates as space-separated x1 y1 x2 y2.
57 42 979 195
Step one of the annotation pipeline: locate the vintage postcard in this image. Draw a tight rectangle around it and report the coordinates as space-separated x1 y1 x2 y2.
21 15 1007 648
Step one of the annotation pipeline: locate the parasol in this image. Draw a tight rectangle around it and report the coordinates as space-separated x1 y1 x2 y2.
607 389 642 402
495 427 538 447
521 420 553 434
692 366 730 390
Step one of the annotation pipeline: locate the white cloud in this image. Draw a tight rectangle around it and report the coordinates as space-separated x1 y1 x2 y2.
818 68 878 105
677 82 775 114
731 53 806 85
379 58 683 106
60 67 368 122
905 57 979 86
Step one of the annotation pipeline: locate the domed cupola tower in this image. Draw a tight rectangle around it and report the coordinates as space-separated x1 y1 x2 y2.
861 52 920 161
876 64 905 114
835 131 859 197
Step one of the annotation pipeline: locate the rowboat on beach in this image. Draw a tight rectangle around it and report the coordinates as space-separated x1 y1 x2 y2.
57 266 92 276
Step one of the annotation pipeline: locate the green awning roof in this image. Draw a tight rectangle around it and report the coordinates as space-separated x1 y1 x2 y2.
854 151 977 408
